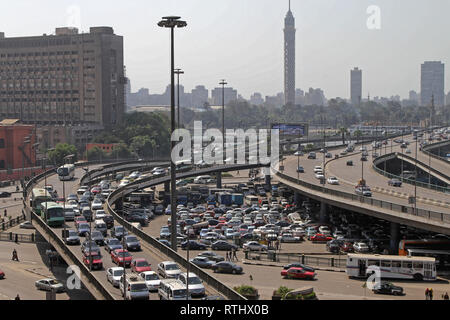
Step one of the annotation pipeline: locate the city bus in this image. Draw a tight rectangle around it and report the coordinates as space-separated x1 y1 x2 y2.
40 201 65 227
346 253 436 281
30 188 53 214
57 164 75 181
398 239 450 256
244 195 259 206
407 249 450 271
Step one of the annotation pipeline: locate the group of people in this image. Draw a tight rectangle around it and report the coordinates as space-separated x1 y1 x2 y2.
226 248 238 262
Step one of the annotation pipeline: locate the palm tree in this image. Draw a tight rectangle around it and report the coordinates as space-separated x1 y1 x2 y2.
339 127 348 145
354 130 362 145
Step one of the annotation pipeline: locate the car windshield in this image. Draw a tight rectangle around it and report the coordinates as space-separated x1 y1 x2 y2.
48 279 61 285
68 231 78 237
79 223 89 229
92 231 102 237
113 270 124 276
109 239 120 245
127 236 138 242
188 277 202 285
145 274 159 281
115 227 125 232
173 289 187 297
166 264 180 271
136 261 149 267
119 251 131 258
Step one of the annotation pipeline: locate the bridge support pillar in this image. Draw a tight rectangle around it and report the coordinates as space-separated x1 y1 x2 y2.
164 181 170 194
294 192 301 207
319 201 328 223
216 172 222 188
389 222 400 255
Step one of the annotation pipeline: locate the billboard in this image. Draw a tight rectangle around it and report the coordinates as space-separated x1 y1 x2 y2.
271 123 309 137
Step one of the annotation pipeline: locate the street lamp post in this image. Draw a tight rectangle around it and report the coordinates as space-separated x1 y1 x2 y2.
158 15 187 251
414 138 418 214
220 79 227 163
174 68 184 129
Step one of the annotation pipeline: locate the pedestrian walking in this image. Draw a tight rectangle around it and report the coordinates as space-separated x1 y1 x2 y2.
15 294 20 300
12 249 19 261
429 288 433 300
425 288 430 300
442 292 449 300
232 248 238 262
225 251 229 261
4 209 7 217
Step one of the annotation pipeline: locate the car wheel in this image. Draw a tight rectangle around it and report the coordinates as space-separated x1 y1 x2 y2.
232 269 236 274
413 273 423 281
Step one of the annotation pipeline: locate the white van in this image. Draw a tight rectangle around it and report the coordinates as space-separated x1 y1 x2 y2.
119 274 149 300
194 175 211 184
158 278 190 300
245 195 259 206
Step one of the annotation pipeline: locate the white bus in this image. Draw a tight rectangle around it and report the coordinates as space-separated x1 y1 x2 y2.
245 195 259 206
57 164 75 181
346 253 436 281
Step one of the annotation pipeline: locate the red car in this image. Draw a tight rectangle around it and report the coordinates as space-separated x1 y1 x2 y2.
0 269 5 279
111 249 133 267
90 186 101 194
309 233 333 242
340 242 354 253
83 252 103 270
215 222 226 230
74 216 87 228
131 258 152 273
281 267 315 280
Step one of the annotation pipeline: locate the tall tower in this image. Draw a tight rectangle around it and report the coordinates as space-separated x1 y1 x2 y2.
350 67 362 107
284 0 296 106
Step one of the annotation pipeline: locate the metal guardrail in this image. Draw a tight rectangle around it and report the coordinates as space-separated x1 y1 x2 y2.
246 251 346 268
0 215 25 231
275 171 450 225
0 231 45 243
23 160 117 300
372 153 450 193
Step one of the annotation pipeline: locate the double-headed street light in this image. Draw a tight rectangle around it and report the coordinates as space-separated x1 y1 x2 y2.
174 68 184 129
158 15 187 251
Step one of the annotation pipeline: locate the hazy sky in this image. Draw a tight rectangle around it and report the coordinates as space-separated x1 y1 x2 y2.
1 0 449 100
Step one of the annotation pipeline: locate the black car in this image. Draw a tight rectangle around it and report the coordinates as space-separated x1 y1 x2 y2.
190 256 215 269
158 239 171 247
154 205 164 215
125 213 148 226
388 179 402 187
346 160 353 166
181 240 207 250
104 238 123 253
111 226 128 240
102 215 114 229
87 230 105 246
81 240 100 255
198 251 225 262
326 240 342 253
283 263 315 273
211 241 238 251
123 235 141 251
296 166 304 173
211 261 243 274
0 191 12 198
372 282 404 295
361 156 367 161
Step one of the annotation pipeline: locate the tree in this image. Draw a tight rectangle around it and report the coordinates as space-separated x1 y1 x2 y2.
48 143 78 166
353 130 362 144
339 127 348 145
86 146 106 161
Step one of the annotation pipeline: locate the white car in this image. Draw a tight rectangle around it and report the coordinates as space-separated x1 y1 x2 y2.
35 278 65 293
77 186 88 195
315 172 325 179
139 271 161 291
91 199 103 211
19 221 35 229
95 210 107 220
106 267 124 287
178 272 205 297
313 166 323 173
279 233 301 243
353 242 370 253
333 230 345 239
243 241 267 251
294 151 304 156
318 226 331 236
158 261 182 279
327 177 339 185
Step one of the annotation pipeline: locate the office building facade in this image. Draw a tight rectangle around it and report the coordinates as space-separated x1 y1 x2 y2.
350 67 362 107
421 61 445 107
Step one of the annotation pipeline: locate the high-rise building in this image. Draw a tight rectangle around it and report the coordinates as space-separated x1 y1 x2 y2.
250 92 264 106
211 87 237 105
421 61 445 107
0 27 126 127
446 91 450 106
350 67 362 107
284 1 296 106
191 85 208 109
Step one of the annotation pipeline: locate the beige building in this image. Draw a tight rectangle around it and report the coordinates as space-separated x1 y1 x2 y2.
0 27 126 128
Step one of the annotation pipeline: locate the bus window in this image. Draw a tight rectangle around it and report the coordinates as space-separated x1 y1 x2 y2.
392 261 401 268
381 260 391 268
402 261 412 269
368 260 380 267
413 262 423 269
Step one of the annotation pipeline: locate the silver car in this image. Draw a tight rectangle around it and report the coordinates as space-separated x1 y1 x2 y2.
106 267 124 287
35 278 65 293
158 261 182 279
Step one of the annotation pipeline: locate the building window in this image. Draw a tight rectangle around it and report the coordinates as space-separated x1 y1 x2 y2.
0 138 4 148
0 160 4 169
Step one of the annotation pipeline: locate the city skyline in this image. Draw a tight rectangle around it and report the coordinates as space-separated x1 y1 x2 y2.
0 0 449 101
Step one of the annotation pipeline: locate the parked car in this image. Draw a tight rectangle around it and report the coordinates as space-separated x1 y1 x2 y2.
181 240 208 250
353 242 370 253
346 160 353 166
309 233 333 242
0 269 5 279
0 191 11 198
131 258 152 273
211 240 238 251
243 241 267 251
190 256 215 269
211 261 243 274
197 251 225 263
19 221 35 229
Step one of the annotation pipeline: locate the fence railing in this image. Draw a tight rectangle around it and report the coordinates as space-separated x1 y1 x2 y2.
275 171 450 225
0 215 25 231
245 251 347 268
0 231 45 243
422 139 450 163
